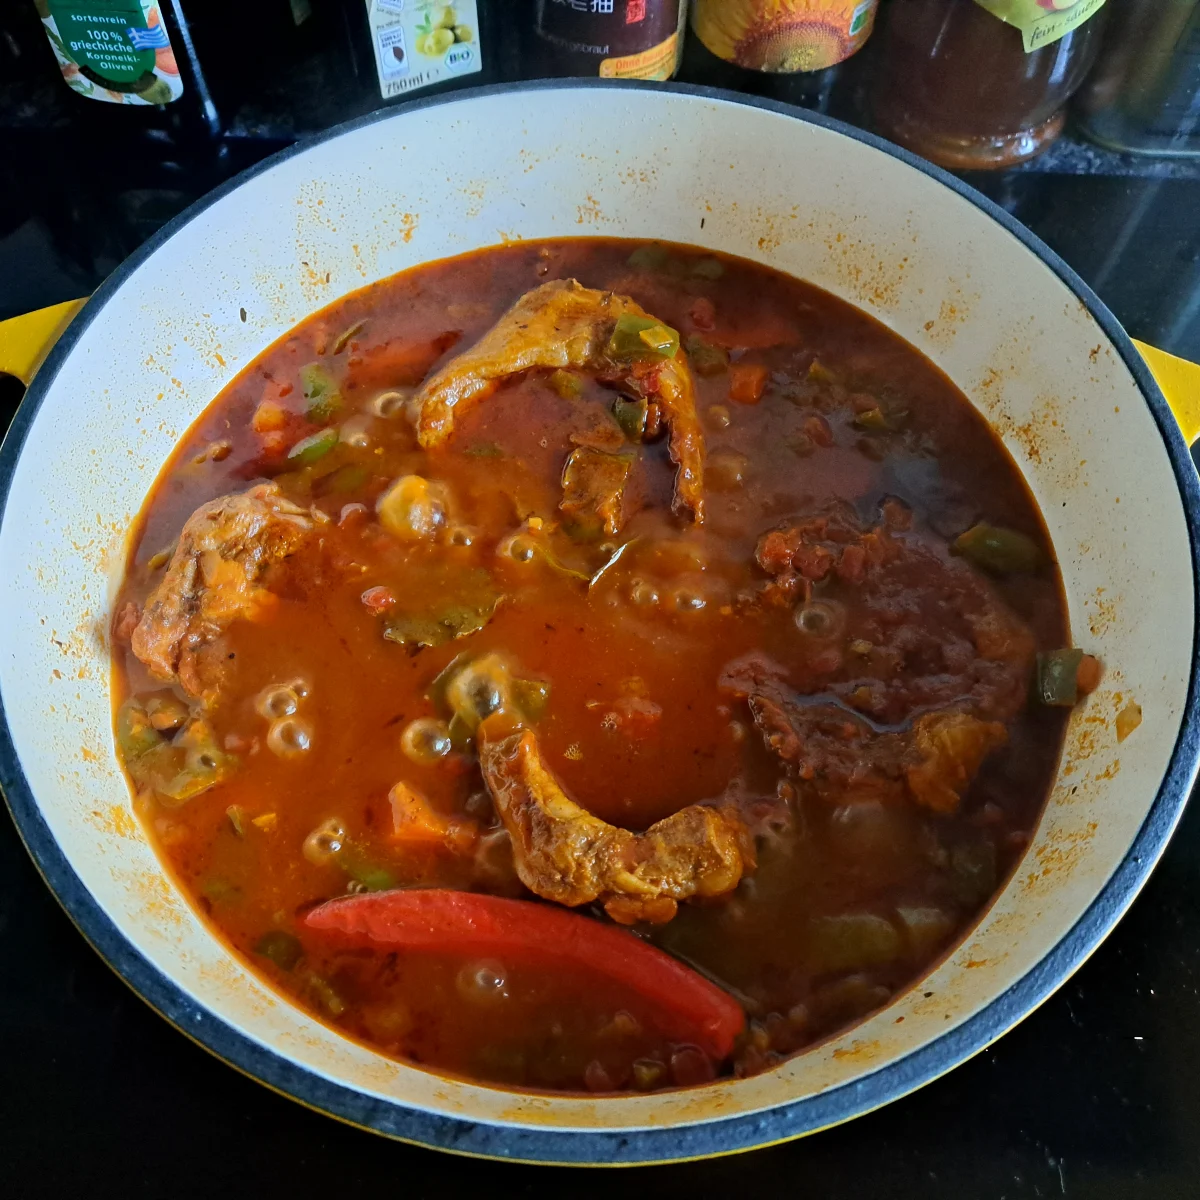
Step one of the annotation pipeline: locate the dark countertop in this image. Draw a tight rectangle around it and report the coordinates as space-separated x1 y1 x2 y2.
3 57 1200 1200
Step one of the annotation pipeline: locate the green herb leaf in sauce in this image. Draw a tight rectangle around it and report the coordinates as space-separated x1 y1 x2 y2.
852 407 889 432
332 320 366 355
384 608 487 651
548 369 584 400
1036 648 1084 707
952 522 1043 575
382 569 502 653
201 877 240 904
299 362 343 424
500 526 593 580
626 244 671 271
321 464 369 494
119 707 234 806
512 678 551 723
612 395 648 441
690 257 725 280
344 860 395 892
808 359 838 384
117 698 162 760
807 913 903 973
684 335 729 377
560 448 635 542
287 428 339 466
607 314 680 362
255 930 303 971
948 839 998 906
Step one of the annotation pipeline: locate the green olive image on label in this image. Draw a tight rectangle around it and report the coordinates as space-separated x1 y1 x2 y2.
40 0 185 105
424 28 455 55
365 0 483 100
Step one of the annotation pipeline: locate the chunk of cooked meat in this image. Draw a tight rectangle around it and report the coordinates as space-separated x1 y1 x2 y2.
130 484 312 702
414 279 705 522
743 505 1035 725
745 688 1007 813
906 710 1009 814
479 724 749 924
724 505 1035 814
559 447 635 537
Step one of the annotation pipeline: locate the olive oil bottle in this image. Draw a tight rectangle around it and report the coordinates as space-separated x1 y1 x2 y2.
356 1 508 103
32 0 221 139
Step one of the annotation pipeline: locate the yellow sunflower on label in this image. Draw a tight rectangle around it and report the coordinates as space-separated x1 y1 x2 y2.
691 0 879 73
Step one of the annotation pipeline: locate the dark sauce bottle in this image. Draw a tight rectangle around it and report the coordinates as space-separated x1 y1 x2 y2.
524 0 687 80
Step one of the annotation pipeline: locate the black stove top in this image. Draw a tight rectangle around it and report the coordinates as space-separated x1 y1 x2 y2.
3 35 1200 1199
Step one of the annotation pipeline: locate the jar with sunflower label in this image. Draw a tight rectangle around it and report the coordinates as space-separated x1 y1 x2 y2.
689 0 879 73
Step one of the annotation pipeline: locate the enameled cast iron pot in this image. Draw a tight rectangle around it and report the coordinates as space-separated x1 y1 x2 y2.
3 83 1200 1165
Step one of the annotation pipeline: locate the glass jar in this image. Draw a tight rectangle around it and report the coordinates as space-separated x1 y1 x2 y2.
871 0 1109 170
1076 0 1200 158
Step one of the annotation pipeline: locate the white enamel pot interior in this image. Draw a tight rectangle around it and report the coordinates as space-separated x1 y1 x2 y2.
2 83 1198 1165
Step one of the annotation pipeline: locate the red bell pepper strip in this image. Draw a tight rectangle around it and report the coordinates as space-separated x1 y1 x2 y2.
303 889 745 1060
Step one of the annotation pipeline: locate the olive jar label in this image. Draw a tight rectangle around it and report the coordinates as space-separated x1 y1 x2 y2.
37 0 183 105
973 0 1107 53
364 1 483 99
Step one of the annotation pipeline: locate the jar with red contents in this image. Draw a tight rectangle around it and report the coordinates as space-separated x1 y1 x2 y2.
870 0 1110 170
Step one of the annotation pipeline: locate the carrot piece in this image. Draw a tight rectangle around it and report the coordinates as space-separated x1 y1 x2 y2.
252 400 287 433
387 783 479 853
729 363 768 405
388 781 451 844
304 889 746 1058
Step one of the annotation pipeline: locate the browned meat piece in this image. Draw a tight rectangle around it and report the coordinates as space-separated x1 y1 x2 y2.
726 505 1035 814
746 689 1006 813
746 508 1035 725
569 417 628 454
559 447 635 538
906 711 1008 814
131 484 312 702
414 279 705 522
479 724 749 924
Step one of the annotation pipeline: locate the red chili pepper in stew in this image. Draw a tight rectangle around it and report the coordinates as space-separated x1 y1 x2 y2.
304 889 745 1060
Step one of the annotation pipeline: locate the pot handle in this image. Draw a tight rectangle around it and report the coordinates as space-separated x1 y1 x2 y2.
2 300 1199 444
0 298 88 387
1133 340 1200 446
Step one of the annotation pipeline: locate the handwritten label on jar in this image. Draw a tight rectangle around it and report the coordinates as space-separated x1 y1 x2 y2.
364 1 482 99
39 0 183 105
974 0 1107 53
